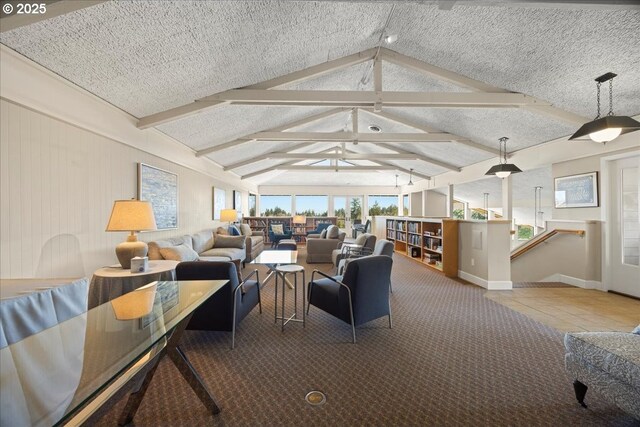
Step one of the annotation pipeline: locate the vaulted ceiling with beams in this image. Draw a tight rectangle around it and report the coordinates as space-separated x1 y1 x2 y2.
1 1 639 187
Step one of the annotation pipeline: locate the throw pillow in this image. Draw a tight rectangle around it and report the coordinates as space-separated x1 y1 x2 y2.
229 225 241 236
213 235 245 249
326 225 339 239
633 324 640 335
159 245 199 262
271 224 284 235
192 230 214 254
216 226 229 235
240 223 252 236
320 229 327 238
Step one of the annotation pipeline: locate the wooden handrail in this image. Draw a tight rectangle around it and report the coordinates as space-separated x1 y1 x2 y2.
511 229 585 260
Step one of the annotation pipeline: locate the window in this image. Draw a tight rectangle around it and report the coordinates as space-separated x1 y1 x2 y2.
517 224 534 241
260 195 291 216
295 195 328 216
402 194 409 216
470 208 487 220
452 200 465 219
248 193 256 216
368 195 398 216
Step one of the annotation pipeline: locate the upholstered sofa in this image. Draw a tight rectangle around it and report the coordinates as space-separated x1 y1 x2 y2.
564 326 640 420
239 223 264 262
306 224 346 263
148 229 246 263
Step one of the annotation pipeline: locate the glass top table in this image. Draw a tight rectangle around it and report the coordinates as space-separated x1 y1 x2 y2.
251 250 299 288
0 279 227 427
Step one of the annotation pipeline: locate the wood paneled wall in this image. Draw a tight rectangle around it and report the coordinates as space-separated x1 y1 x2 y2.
0 99 235 279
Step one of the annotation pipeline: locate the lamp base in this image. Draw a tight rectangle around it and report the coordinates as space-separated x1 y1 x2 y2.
115 239 148 269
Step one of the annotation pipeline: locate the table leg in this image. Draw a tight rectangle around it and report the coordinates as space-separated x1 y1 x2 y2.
117 312 220 425
261 264 294 290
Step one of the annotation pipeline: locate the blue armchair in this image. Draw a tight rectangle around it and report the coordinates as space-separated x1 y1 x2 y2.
306 222 332 237
307 255 393 343
175 261 262 349
268 223 292 247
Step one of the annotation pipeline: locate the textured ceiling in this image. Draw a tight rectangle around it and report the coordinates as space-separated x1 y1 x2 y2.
2 1 639 187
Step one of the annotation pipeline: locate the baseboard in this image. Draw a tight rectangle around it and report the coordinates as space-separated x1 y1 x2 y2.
540 274 602 290
458 271 513 290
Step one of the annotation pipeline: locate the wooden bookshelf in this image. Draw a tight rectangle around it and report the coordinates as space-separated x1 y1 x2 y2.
380 217 459 278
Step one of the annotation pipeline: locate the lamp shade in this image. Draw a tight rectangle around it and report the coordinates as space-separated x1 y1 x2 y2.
106 200 157 232
569 115 640 142
111 282 158 320
485 163 522 178
293 215 306 224
220 209 238 222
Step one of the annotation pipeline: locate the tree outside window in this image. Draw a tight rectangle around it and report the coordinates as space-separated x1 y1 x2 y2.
368 195 399 216
260 195 291 216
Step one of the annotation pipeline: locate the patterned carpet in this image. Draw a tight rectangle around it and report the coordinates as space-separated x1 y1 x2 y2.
94 249 637 426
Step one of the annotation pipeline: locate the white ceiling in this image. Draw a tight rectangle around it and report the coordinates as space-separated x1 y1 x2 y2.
1 1 639 187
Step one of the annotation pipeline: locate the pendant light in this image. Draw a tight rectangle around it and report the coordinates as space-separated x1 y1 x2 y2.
394 174 399 189
485 137 522 179
408 169 414 186
569 72 640 143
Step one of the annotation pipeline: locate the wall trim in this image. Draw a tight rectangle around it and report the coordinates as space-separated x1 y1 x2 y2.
541 273 603 290
458 271 513 290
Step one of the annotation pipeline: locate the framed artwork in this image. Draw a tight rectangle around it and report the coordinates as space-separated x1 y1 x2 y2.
138 163 178 229
212 187 226 220
233 190 242 214
554 172 599 208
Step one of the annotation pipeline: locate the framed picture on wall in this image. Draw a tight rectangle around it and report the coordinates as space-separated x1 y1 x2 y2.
138 163 178 229
554 171 599 208
233 190 242 215
212 187 226 220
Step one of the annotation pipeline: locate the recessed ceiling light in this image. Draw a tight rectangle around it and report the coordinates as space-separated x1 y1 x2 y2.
368 125 382 133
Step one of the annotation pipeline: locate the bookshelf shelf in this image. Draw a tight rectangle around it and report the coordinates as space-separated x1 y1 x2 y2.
379 217 459 278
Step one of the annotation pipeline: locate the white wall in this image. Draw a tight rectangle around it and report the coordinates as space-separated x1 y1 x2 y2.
511 220 602 288
0 46 256 279
424 190 447 217
0 100 241 278
458 220 512 289
551 146 640 221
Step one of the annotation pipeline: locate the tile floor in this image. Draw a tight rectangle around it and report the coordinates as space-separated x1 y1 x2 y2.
485 287 640 332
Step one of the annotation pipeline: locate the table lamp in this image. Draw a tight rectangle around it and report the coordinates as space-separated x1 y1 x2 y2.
220 209 237 226
106 199 157 269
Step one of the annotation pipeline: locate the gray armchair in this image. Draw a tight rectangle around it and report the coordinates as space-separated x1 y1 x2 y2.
332 233 377 271
307 255 393 343
306 225 346 263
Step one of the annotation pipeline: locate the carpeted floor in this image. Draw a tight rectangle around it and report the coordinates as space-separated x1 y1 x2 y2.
94 249 638 426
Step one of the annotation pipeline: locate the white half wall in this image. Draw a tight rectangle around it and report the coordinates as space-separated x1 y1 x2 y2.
458 220 512 289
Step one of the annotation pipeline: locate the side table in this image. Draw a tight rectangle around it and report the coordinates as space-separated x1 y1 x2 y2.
88 260 179 308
